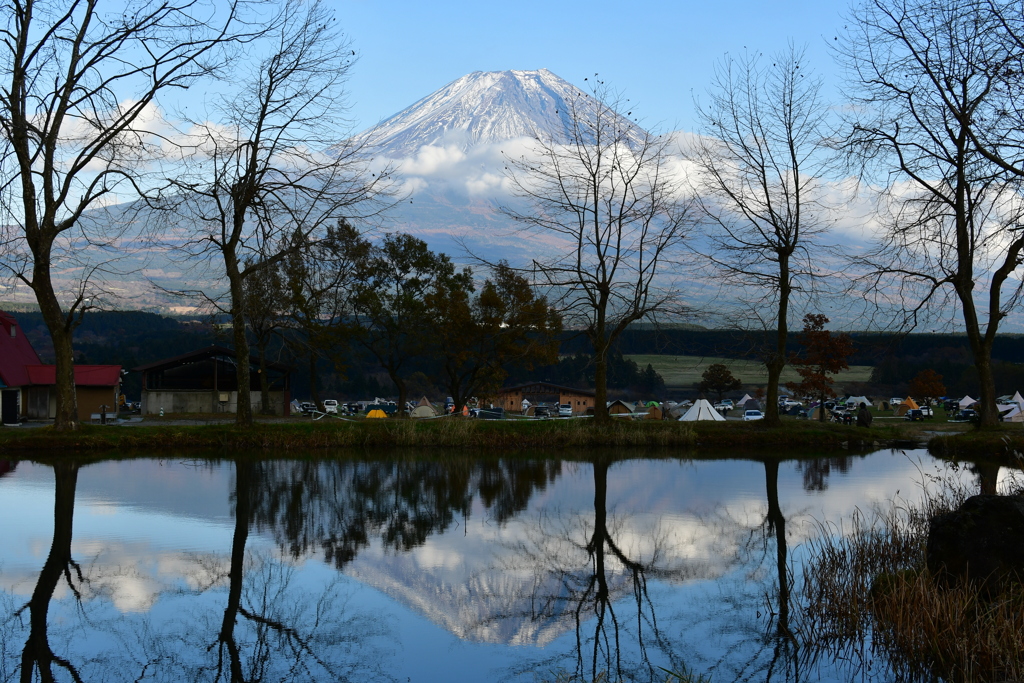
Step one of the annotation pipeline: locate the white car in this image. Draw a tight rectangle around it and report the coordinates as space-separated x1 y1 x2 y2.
743 410 764 421
323 399 338 414
558 404 573 417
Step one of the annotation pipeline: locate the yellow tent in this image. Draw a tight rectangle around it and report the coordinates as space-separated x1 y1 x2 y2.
894 398 919 416
366 408 388 419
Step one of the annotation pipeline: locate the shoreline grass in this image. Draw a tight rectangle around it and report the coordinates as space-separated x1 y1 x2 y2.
928 427 1024 464
0 415 935 454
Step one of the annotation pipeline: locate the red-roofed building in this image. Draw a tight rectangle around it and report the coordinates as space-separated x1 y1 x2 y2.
0 311 122 423
0 311 42 424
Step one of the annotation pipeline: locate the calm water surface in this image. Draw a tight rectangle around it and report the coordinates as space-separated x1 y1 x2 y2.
0 450 1011 682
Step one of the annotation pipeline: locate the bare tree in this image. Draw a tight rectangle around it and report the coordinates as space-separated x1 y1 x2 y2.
0 0 248 430
159 0 391 426
503 80 690 422
685 45 837 426
840 0 1024 427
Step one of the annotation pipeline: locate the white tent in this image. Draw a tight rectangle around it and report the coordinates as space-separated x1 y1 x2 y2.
847 396 871 408
736 393 754 406
410 396 438 419
1013 391 1024 408
678 399 726 422
959 395 977 409
1002 405 1024 422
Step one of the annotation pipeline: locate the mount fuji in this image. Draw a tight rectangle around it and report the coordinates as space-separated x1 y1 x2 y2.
359 68 611 267
361 68 586 156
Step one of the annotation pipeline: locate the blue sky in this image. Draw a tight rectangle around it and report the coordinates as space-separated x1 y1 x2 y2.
337 0 851 134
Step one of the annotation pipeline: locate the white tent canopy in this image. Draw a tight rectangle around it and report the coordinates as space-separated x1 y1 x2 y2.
1013 391 1024 407
736 393 754 406
1003 405 1024 422
678 399 726 422
847 396 871 408
959 395 977 409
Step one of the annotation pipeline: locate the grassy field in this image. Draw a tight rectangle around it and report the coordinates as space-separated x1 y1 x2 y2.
627 354 874 390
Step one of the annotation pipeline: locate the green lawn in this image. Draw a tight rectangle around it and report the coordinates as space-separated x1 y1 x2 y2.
627 354 874 390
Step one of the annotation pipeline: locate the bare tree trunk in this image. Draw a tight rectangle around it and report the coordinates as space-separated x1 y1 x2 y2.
764 260 791 427
30 259 79 430
593 340 609 423
308 352 322 411
258 341 271 415
227 258 253 427
393 375 408 419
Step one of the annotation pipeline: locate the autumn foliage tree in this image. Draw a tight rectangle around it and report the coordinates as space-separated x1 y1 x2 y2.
698 363 742 402
908 369 946 409
787 314 854 421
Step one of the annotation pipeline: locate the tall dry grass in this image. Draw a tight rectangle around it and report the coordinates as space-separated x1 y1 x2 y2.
798 466 1024 682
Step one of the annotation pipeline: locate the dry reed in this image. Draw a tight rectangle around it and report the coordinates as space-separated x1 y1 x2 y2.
798 468 1024 682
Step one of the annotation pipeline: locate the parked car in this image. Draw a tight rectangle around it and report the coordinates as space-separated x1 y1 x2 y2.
323 399 338 414
720 399 734 409
558 404 573 417
919 405 933 417
534 404 551 418
743 409 764 421
890 397 904 407
954 408 979 423
905 408 925 421
299 401 316 415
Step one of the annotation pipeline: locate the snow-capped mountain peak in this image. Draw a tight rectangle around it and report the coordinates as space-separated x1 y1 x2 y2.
360 69 584 157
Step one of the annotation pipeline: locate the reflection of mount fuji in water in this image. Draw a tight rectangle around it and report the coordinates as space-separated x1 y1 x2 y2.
316 458 727 647
4 456 887 650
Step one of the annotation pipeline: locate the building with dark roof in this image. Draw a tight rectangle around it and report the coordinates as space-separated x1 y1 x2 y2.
134 346 292 416
491 382 596 415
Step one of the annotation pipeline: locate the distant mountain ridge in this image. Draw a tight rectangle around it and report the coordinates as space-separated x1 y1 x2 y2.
361 69 585 157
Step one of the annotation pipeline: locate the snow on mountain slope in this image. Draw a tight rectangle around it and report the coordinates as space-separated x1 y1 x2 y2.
361 69 586 158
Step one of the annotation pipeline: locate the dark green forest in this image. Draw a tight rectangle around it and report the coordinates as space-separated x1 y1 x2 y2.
9 309 1024 401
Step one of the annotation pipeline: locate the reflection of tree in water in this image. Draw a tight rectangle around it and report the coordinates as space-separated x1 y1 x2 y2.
795 456 851 492
498 457 694 683
760 459 798 682
15 461 85 682
249 458 561 569
680 458 803 683
5 459 392 683
0 460 16 478
199 459 390 682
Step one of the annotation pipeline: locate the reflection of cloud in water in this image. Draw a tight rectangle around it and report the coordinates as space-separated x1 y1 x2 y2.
0 451 986 665
340 451 972 649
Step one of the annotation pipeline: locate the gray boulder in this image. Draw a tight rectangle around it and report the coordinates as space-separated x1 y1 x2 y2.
926 494 1024 595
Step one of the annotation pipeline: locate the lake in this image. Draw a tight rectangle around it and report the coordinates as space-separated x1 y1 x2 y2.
0 449 1010 682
